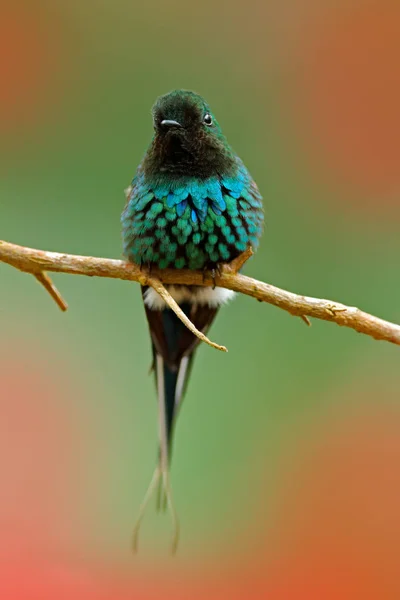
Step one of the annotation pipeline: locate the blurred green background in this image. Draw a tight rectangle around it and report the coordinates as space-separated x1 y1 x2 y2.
1 0 400 597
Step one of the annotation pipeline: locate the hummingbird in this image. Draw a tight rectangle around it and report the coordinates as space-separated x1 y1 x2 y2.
121 90 264 552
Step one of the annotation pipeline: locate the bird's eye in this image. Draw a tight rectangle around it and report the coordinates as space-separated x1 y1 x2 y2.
203 113 213 126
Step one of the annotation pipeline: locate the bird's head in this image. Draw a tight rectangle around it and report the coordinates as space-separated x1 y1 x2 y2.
144 90 236 179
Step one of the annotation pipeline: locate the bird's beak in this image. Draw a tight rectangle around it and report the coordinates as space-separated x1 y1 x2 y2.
160 119 182 128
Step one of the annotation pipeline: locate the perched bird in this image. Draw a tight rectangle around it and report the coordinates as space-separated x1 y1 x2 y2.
121 90 264 551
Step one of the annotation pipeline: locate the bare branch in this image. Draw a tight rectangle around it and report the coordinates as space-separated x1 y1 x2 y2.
34 272 68 312
1 239 400 347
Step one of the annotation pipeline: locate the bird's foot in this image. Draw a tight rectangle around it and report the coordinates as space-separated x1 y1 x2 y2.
139 261 154 274
139 262 154 286
203 264 222 289
210 264 222 289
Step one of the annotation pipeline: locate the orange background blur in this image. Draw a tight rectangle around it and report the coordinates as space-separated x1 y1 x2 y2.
1 0 400 598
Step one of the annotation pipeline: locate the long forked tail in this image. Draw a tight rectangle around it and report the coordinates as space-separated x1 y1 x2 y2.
132 291 219 553
158 351 192 460
132 352 191 554
155 353 192 510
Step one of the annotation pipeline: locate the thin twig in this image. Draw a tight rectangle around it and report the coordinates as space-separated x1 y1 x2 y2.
1 239 400 347
147 276 227 352
225 245 253 273
34 272 68 312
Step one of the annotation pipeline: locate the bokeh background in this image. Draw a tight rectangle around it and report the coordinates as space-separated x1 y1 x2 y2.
1 0 400 597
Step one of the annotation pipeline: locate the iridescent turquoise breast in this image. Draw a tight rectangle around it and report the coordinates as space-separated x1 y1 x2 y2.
121 161 263 270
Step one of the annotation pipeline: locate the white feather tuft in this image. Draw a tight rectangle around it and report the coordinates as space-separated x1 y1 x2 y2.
143 285 236 310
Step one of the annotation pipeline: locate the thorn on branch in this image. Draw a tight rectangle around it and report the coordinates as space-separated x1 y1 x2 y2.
300 315 312 326
34 272 68 312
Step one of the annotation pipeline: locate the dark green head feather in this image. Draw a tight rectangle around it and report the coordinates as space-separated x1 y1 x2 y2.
144 90 236 180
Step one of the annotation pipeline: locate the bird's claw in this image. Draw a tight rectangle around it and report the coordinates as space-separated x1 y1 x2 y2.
203 264 222 289
210 264 222 289
139 261 153 276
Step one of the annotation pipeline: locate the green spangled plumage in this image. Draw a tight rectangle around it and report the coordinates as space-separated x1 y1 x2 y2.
122 90 263 270
121 90 264 552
